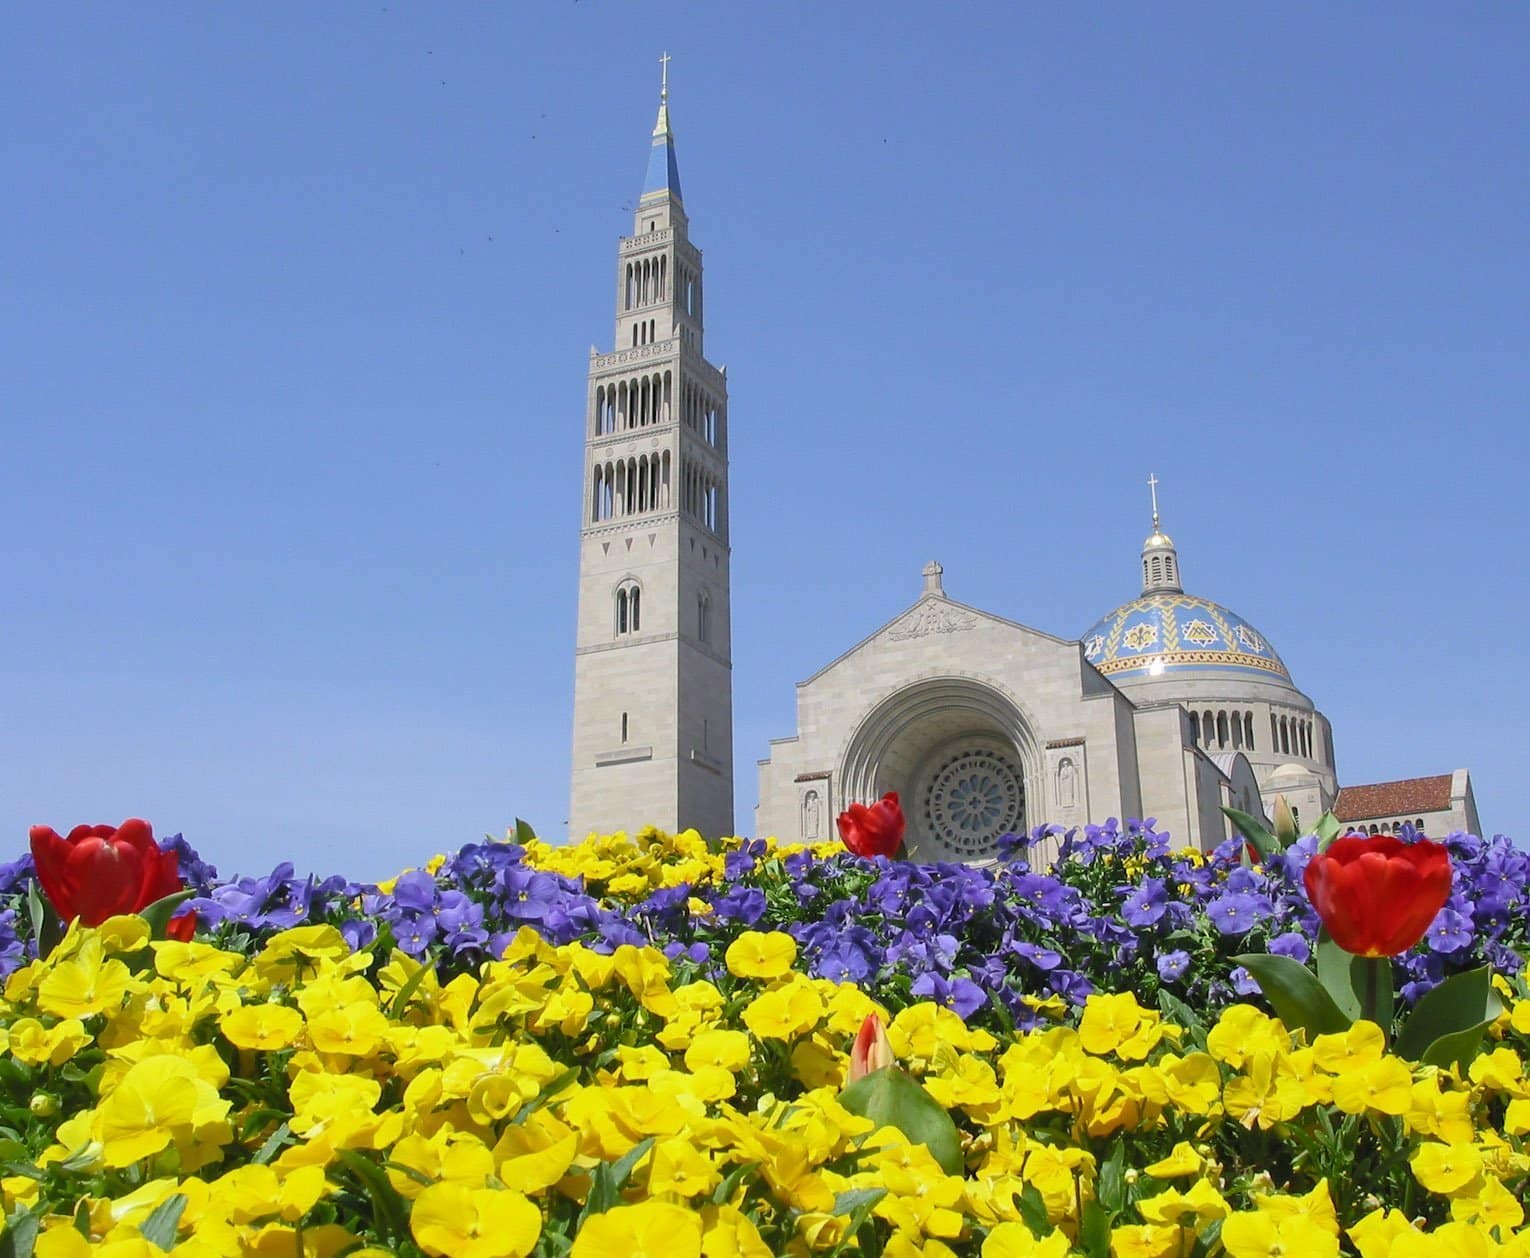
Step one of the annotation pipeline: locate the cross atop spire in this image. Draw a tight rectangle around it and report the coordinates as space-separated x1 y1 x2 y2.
1148 472 1161 530
642 55 683 206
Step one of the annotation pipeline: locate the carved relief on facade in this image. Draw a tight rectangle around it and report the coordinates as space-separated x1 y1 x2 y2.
886 603 980 641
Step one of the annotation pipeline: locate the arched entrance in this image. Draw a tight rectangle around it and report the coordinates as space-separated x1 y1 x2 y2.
839 677 1039 862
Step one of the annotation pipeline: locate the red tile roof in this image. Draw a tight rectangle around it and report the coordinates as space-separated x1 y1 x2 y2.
1333 775 1453 823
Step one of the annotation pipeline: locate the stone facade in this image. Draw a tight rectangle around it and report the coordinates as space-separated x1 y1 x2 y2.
756 529 1348 856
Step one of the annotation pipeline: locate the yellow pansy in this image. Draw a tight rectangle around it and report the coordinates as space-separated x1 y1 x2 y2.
1448 1173 1524 1229
724 930 798 980
93 1053 232 1168
409 1181 541 1258
1347 1206 1418 1258
570 1201 703 1258
1468 1046 1524 1094
220 1003 305 1051
36 937 136 1020
685 1027 752 1074
1405 1078 1476 1143
1311 1020 1386 1075
1137 1179 1227 1225
646 1136 720 1198
698 1204 772 1258
741 976 825 1041
1140 1141 1204 1179
1206 1006 1286 1067
1109 1223 1184 1258
7 1016 92 1066
1221 1212 1339 1257
981 1221 1072 1256
1330 1056 1414 1116
1411 1141 1485 1196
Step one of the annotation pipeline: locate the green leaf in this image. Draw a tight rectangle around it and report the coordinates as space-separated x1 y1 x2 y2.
71 1201 89 1239
251 1121 292 1166
1193 1218 1224 1256
1358 954 1393 1033
1016 1182 1051 1240
510 1068 580 1126
514 817 538 845
578 1136 655 1223
387 957 436 1019
1313 810 1343 849
832 1187 886 1217
139 1194 187 1250
1395 966 1504 1065
0 1207 40 1258
1156 990 1205 1044
1220 806 1277 858
1232 954 1352 1038
1079 1199 1112 1257
334 1150 409 1245
1095 1141 1127 1216
138 890 195 940
838 1067 962 1176
28 884 63 961
710 1159 759 1206
1314 933 1361 1020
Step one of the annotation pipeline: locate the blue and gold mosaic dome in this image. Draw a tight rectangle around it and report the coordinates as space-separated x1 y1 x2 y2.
1081 593 1291 682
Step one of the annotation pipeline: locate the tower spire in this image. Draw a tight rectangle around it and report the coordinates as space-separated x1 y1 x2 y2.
1140 473 1182 594
643 53 682 206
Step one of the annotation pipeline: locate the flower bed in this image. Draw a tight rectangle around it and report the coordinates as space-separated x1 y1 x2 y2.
0 823 1527 1255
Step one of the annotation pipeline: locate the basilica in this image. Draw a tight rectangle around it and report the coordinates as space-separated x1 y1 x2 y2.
567 78 1480 858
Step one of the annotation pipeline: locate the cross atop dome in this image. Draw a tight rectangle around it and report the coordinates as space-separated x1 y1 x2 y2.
1140 473 1181 593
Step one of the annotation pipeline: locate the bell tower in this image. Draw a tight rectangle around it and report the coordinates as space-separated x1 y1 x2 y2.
568 60 734 841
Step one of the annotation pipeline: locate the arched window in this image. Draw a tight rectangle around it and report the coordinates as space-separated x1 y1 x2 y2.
1244 712 1255 750
697 591 711 644
615 582 640 637
1230 712 1243 749
1188 711 1200 745
1216 711 1229 747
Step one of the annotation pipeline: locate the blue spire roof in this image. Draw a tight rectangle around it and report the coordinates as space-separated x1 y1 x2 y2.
641 102 682 205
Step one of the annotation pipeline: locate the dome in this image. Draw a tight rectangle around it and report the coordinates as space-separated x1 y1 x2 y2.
1081 592 1291 683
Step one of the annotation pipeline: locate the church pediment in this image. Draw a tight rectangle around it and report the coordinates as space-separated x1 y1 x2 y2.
884 601 981 641
799 595 1078 689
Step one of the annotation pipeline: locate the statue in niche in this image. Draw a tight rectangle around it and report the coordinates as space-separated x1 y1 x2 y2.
802 790 821 840
1057 758 1077 809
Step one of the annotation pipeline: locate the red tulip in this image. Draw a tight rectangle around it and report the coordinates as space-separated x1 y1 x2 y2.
848 1013 894 1083
837 792 906 858
28 818 186 928
1302 833 1452 957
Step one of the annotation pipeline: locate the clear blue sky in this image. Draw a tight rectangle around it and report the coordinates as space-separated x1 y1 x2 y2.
5 5 1527 880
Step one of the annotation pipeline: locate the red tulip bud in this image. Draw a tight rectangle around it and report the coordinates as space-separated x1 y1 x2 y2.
837 793 906 859
849 1013 894 1083
1302 833 1452 958
28 819 185 927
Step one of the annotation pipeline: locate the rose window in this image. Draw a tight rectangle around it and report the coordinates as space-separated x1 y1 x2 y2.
921 749 1026 859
